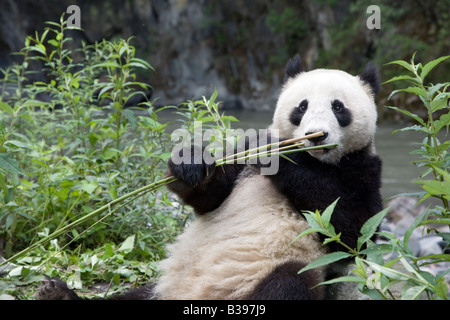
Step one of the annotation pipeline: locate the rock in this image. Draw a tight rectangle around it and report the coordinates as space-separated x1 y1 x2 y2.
386 196 425 224
417 236 446 256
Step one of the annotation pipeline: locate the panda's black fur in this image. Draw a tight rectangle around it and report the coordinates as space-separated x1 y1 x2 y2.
36 55 382 300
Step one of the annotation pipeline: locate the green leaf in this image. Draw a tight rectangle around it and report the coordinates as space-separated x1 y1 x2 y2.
318 275 367 286
387 106 426 126
401 285 427 300
433 277 449 299
321 198 339 229
109 185 117 200
357 207 390 250
0 102 14 115
365 261 411 281
396 87 428 100
385 59 415 73
420 55 450 82
0 153 23 175
298 251 352 274
432 166 450 182
5 140 31 149
118 235 135 253
434 111 450 133
288 228 322 247
103 243 114 260
80 180 98 195
130 57 154 70
403 211 427 248
419 180 450 198
359 243 395 257
430 95 449 112
93 62 120 69
382 75 418 85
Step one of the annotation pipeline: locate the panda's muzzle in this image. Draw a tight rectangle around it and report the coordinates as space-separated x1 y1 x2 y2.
305 131 328 144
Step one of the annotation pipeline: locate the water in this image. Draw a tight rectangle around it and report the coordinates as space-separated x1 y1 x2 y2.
158 109 429 200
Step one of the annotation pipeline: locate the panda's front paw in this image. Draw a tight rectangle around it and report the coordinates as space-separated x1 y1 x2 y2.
35 276 81 300
168 146 216 186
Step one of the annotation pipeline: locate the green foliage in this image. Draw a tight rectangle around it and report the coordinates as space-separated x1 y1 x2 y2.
385 53 450 208
295 54 450 300
0 16 189 297
265 6 308 63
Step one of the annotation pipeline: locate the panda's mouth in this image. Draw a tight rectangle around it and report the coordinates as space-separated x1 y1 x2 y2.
306 143 336 158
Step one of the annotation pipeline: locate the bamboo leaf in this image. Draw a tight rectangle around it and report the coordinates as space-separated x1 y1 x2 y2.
382 75 418 85
321 198 339 230
387 106 426 126
385 59 415 73
420 55 450 82
403 211 427 249
288 228 322 247
298 251 352 274
118 235 135 253
401 285 427 300
0 153 23 175
318 275 366 286
357 207 389 251
0 102 14 115
365 261 411 281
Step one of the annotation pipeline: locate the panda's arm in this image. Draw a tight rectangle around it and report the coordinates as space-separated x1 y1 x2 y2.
167 147 245 215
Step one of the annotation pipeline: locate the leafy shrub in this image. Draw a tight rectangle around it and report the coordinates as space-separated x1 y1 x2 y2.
0 16 191 296
295 54 449 299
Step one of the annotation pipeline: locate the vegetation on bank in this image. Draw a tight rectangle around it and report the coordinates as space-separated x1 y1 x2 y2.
0 17 189 298
0 17 449 299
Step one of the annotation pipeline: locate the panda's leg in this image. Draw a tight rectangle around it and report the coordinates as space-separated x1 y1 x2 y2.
36 276 156 300
245 261 325 300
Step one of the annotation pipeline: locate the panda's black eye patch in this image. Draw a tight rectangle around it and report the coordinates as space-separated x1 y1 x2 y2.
331 99 352 127
289 99 308 126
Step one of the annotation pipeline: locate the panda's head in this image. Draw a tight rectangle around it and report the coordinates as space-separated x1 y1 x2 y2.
271 54 380 164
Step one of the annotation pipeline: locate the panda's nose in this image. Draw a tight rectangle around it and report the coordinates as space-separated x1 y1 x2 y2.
306 131 328 143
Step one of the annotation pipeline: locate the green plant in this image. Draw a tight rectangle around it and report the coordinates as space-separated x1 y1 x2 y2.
0 16 186 298
265 6 308 66
293 54 449 300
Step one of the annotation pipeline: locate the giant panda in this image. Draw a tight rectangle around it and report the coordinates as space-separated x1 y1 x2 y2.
36 54 382 300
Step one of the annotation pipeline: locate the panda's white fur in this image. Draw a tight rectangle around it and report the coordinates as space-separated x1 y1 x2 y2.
153 172 326 299
272 68 378 164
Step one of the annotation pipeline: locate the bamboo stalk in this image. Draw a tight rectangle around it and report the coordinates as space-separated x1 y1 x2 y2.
219 131 324 163
0 176 177 269
0 131 334 268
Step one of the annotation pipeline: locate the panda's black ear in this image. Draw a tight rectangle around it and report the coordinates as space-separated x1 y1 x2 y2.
283 54 302 83
359 62 380 96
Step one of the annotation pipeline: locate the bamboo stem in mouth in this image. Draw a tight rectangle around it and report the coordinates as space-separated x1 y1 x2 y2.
219 131 325 164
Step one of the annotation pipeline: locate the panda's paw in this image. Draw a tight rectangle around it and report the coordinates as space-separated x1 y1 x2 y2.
168 146 216 186
250 136 295 169
35 276 81 300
